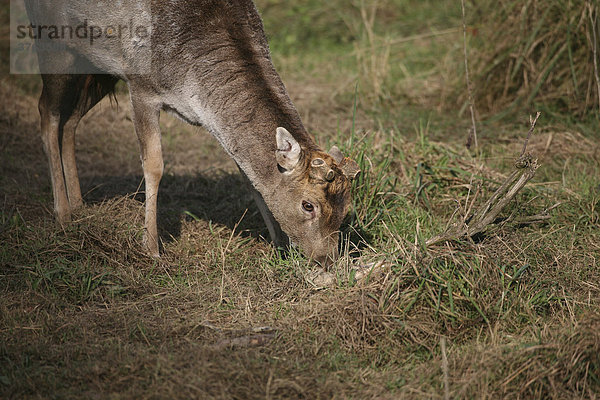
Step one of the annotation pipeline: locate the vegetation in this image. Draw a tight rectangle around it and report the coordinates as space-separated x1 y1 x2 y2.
1 0 599 398
463 0 600 119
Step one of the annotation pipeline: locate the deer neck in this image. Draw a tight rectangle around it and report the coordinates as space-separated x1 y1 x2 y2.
220 87 313 197
165 69 313 199
152 1 317 197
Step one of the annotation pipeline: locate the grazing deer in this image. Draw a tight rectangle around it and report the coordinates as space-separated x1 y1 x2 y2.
25 0 359 267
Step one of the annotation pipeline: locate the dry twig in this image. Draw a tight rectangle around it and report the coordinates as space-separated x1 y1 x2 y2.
441 337 450 400
427 114 544 246
209 326 278 350
520 112 541 158
211 333 277 350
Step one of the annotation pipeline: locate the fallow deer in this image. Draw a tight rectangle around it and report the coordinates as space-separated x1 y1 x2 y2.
24 0 360 267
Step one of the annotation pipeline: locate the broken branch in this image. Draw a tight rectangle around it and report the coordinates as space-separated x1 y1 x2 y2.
426 113 544 246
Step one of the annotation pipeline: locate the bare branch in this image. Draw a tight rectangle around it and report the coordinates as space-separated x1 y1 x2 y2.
520 112 541 158
512 202 562 226
426 113 544 246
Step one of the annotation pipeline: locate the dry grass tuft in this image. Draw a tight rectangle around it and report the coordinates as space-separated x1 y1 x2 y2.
460 0 600 116
395 312 600 398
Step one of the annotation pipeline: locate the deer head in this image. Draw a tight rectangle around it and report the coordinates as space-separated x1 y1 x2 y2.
267 127 360 268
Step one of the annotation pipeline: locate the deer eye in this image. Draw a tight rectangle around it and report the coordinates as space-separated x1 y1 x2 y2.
302 201 314 213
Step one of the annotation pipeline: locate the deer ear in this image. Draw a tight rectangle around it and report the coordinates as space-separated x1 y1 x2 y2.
276 127 301 172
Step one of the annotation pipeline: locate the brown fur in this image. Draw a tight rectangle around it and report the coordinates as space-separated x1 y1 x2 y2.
27 0 358 266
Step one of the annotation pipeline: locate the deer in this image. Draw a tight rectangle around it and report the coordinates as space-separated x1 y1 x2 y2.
24 0 360 267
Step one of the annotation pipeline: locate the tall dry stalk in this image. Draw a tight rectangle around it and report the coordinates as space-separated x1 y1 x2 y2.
588 1 600 115
354 0 391 103
460 0 478 150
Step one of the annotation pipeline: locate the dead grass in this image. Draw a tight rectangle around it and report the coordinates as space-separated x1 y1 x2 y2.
458 0 600 117
394 312 600 398
2 1 600 398
1 102 599 397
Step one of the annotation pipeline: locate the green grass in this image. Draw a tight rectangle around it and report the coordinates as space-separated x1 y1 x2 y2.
1 0 600 398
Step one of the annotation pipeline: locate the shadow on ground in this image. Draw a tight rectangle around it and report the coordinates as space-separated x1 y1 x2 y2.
80 172 269 246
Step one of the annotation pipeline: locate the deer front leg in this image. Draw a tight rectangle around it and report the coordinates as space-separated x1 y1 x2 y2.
39 94 71 224
130 92 163 257
61 120 83 210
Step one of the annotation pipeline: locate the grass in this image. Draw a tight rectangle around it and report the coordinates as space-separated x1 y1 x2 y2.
456 0 600 118
1 0 600 398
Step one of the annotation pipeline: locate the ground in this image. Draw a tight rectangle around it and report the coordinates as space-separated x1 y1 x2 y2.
1 1 600 399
